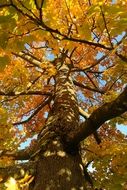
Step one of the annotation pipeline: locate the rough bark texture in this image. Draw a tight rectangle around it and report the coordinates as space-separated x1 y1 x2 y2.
31 60 87 190
32 139 86 190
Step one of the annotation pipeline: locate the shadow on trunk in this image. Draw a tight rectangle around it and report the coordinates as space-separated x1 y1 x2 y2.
31 139 87 190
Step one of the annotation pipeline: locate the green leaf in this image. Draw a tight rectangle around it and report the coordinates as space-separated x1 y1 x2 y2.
104 5 123 15
78 23 91 40
0 15 11 24
0 32 9 49
0 107 8 124
111 184 123 190
87 5 100 17
0 55 10 71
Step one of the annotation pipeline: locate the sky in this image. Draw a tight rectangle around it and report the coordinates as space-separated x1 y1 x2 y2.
117 124 127 135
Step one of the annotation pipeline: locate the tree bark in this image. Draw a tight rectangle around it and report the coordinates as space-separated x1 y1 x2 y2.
32 139 86 190
31 58 87 190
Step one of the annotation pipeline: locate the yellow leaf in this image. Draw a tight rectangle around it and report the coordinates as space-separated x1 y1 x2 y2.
5 177 19 190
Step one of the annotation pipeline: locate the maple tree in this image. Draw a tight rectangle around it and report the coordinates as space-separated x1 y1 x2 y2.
0 0 127 189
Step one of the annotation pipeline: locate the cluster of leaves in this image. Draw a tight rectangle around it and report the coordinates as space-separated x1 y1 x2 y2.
81 123 127 189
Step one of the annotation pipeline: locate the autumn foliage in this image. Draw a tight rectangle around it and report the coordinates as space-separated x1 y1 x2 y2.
0 0 127 189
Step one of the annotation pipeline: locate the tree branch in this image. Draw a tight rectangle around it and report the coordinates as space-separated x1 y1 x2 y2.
12 52 42 69
63 36 112 50
79 107 90 119
0 90 51 97
73 80 104 94
38 20 112 50
0 148 32 160
116 52 127 63
13 96 52 125
84 72 99 90
34 0 45 9
71 86 127 144
71 54 108 72
0 3 11 8
100 6 113 48
10 0 39 24
79 107 101 144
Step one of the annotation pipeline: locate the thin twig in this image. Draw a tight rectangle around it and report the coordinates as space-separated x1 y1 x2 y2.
100 6 113 48
73 80 104 94
13 97 52 125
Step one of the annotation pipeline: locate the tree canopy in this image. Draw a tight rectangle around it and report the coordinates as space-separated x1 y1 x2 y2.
0 0 127 189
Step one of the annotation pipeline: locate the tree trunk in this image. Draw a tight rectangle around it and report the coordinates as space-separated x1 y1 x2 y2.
32 139 86 190
31 58 87 190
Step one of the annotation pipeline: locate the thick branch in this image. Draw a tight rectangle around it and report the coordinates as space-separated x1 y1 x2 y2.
71 86 127 144
79 107 101 144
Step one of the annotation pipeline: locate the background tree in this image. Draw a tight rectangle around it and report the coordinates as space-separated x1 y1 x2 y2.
0 0 127 189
